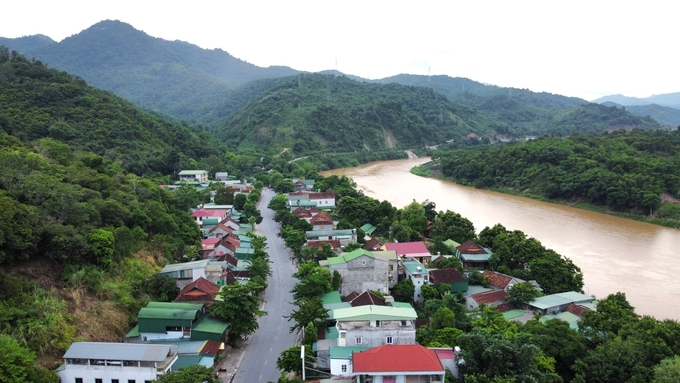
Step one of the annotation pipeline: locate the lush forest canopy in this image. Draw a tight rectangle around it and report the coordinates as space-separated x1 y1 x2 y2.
436 129 680 219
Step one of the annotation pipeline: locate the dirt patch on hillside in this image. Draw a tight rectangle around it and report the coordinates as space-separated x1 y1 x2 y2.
661 192 680 204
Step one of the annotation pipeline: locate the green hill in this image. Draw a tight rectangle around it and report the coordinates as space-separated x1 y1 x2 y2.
0 46 224 175
2 20 299 123
209 73 508 156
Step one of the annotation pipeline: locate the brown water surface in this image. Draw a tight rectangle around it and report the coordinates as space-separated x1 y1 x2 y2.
322 157 680 320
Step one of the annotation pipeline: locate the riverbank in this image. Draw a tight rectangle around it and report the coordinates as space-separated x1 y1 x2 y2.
411 159 680 229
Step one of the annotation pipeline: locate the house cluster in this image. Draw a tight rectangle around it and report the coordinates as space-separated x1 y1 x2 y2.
55 176 261 382
162 170 254 195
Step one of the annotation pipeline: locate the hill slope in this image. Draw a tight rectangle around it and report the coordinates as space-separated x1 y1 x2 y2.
1 20 299 122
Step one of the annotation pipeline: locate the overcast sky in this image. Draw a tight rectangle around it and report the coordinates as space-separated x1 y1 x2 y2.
2 1 676 101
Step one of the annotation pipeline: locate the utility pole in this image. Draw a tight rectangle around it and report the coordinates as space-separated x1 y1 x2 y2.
301 345 306 380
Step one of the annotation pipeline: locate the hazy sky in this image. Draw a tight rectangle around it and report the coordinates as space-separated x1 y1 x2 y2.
2 1 676 101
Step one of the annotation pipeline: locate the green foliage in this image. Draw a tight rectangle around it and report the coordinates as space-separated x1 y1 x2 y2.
578 292 638 344
303 322 318 346
439 129 680 217
143 274 180 302
0 333 49 383
430 210 476 244
277 345 313 376
291 263 332 302
210 283 266 345
332 270 342 291
654 356 680 383
267 194 288 211
393 278 415 303
506 282 542 308
155 364 218 383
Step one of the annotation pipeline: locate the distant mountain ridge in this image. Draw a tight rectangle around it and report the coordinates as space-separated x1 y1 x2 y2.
0 20 299 122
594 92 680 110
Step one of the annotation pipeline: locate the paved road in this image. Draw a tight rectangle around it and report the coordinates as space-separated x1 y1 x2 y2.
231 188 299 383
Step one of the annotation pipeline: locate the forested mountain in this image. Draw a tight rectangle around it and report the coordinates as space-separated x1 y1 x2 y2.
209 73 507 155
0 34 56 52
594 92 680 109
1 20 299 122
377 74 587 109
436 129 680 220
602 102 680 127
0 47 225 175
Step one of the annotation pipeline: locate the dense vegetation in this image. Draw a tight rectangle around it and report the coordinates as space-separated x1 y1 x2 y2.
211 73 504 156
437 129 680 220
1 20 298 123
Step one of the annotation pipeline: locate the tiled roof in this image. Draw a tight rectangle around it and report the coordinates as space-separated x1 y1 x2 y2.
208 223 234 234
342 291 359 302
363 238 382 251
482 270 514 289
456 239 490 255
353 345 443 373
175 277 220 301
224 253 238 267
349 291 387 307
429 268 467 284
310 211 334 225
471 290 508 305
309 192 335 200
306 239 342 250
292 206 313 218
199 340 222 356
566 303 589 317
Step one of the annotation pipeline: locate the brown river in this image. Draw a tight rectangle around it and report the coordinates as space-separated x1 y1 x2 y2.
322 157 680 320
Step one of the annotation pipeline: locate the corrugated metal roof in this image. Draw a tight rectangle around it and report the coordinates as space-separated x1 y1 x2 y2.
171 355 214 370
161 259 210 273
331 305 417 321
138 308 199 320
529 291 595 310
460 253 491 262
321 291 342 305
146 302 205 310
63 342 173 362
192 315 229 334
329 346 371 359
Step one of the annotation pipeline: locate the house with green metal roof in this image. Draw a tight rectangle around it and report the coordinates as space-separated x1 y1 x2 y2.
527 291 596 315
333 305 417 349
126 302 228 343
306 229 357 246
160 259 211 290
401 258 428 304
360 223 377 235
320 248 397 296
455 239 493 271
329 346 371 376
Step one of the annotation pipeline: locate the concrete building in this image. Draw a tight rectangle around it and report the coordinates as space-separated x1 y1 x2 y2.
320 248 398 296
352 344 445 383
332 305 417 348
178 170 209 183
57 342 178 383
401 259 428 304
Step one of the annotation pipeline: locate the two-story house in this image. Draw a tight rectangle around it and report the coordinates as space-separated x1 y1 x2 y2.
178 170 209 183
160 259 211 290
310 211 334 231
401 258 428 304
455 240 493 270
383 241 432 266
125 302 228 343
191 209 229 229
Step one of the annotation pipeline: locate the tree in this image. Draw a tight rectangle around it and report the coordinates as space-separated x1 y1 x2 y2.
155 365 218 383
303 322 318 345
88 229 114 267
578 292 637 344
521 318 587 379
143 274 180 302
268 194 288 211
654 356 680 383
287 297 329 334
0 334 39 383
430 307 456 330
506 282 542 308
431 210 476 243
233 193 248 210
291 265 332 301
342 242 363 252
210 283 266 345
393 278 415 303
277 345 313 376
214 186 234 205
421 283 440 301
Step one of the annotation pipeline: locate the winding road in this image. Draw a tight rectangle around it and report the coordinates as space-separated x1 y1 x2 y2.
230 188 299 383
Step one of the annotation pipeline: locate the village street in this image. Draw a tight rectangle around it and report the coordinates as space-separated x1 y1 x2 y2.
229 188 299 383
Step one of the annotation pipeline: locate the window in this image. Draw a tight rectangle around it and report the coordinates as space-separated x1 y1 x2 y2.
355 336 362 345
386 336 394 344
75 379 83 383
112 380 119 383
129 380 136 383
95 379 103 383
361 260 366 265
399 320 410 327
341 364 347 372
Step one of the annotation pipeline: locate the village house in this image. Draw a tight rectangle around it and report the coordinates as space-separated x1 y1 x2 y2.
332 304 418 348
400 258 428 304
320 248 399 296
527 291 596 316
455 239 493 270
293 178 315 191
363 237 383 251
306 229 358 246
306 239 342 252
429 268 469 294
125 302 228 343
352 344 445 383
57 342 178 383
286 191 336 209
482 270 542 292
160 259 211 290
383 241 432 266
310 210 335 231
466 289 509 310
174 277 220 303
178 170 209 183
191 208 229 229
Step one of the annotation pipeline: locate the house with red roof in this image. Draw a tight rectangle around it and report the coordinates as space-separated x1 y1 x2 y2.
466 289 509 310
429 268 468 293
200 238 221 258
310 211 334 231
363 237 383 251
306 239 342 252
175 277 220 302
191 209 229 229
352 344 445 382
382 241 432 266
